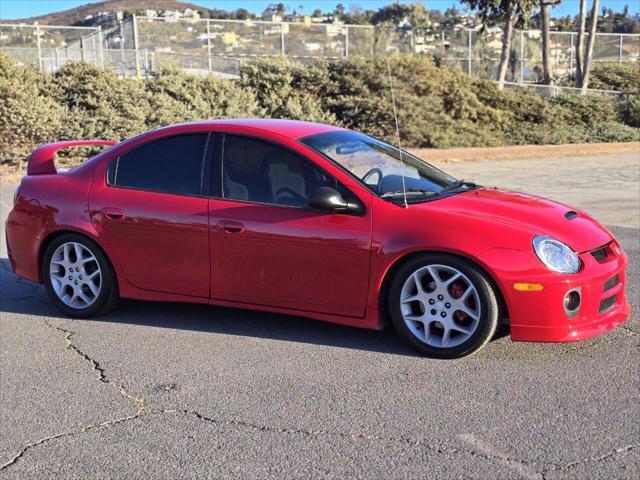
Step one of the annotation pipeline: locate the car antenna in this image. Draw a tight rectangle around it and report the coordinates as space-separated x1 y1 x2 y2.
385 54 408 208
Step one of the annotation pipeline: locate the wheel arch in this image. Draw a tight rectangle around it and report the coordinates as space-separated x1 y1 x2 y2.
38 228 120 287
377 249 509 327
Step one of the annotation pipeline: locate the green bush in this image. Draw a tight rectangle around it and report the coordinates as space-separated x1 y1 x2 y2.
588 62 640 95
475 86 639 145
0 55 64 166
550 94 621 125
146 65 263 127
0 52 638 170
322 56 506 147
559 62 640 95
51 62 149 142
240 57 336 124
618 96 640 128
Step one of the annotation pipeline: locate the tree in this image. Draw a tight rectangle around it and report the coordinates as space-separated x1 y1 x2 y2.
266 3 286 16
370 2 430 29
575 0 602 91
575 0 587 85
578 0 600 92
343 4 373 25
234 8 250 20
462 1 536 89
409 2 431 30
539 1 561 85
443 6 462 28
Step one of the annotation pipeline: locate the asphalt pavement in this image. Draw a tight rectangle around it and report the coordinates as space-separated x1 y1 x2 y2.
0 152 638 479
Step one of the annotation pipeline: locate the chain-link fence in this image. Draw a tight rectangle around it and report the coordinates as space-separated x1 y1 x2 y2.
0 23 103 72
2 17 638 87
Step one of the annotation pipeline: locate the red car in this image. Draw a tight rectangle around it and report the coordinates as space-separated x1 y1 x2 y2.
5 120 630 358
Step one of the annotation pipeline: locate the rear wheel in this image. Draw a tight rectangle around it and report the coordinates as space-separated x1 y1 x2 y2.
42 234 118 318
388 253 499 359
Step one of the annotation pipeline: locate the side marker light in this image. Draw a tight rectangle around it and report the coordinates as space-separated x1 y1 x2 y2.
513 283 544 292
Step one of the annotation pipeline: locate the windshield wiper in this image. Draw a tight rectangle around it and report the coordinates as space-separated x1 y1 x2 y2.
440 179 476 194
381 188 437 199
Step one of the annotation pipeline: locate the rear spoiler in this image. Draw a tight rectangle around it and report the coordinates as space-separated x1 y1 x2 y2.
27 140 117 175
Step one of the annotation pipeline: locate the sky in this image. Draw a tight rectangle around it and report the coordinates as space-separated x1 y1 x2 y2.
0 0 636 21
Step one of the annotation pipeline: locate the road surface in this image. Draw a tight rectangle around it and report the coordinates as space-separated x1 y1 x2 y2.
1 152 638 479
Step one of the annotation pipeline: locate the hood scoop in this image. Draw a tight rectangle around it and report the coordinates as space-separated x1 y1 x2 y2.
564 211 579 221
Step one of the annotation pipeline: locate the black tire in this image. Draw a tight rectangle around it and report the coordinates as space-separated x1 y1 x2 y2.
42 233 119 318
388 253 499 359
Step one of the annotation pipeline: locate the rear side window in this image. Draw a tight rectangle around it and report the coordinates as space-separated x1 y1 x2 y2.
112 134 208 196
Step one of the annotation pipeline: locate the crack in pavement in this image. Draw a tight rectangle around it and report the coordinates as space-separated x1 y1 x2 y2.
459 433 543 479
2 402 636 476
163 408 552 476
0 271 636 475
620 326 639 337
0 412 144 471
161 407 458 455
540 443 640 478
43 319 146 412
0 320 146 471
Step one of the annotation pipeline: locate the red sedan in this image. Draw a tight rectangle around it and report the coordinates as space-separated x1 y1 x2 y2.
5 120 630 358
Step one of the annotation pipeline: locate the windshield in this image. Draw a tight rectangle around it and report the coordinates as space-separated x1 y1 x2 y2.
300 131 470 202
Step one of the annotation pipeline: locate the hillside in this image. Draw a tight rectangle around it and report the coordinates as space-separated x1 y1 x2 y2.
2 0 208 26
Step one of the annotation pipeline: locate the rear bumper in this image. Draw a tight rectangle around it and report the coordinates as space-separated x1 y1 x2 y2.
5 211 42 283
480 241 630 343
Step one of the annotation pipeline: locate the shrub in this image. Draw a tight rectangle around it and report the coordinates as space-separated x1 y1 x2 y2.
587 121 640 143
559 62 640 95
146 65 263 128
0 53 637 171
51 62 149 142
588 62 640 95
550 94 621 125
240 57 336 123
323 55 506 147
0 54 64 167
618 96 640 128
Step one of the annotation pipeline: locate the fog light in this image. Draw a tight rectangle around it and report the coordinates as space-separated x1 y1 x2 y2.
564 289 581 317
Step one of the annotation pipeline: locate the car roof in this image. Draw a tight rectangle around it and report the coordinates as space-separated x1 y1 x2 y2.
176 119 346 140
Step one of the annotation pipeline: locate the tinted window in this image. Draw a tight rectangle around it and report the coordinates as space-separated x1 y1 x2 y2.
222 135 338 208
114 134 208 196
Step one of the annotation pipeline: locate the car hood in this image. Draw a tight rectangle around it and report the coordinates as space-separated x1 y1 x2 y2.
430 188 612 253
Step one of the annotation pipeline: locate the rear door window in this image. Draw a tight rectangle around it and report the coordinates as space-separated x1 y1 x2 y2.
112 134 208 196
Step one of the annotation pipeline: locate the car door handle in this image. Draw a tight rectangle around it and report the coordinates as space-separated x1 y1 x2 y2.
217 220 244 233
102 207 125 220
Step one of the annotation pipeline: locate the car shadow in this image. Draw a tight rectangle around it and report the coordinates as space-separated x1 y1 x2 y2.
0 258 426 357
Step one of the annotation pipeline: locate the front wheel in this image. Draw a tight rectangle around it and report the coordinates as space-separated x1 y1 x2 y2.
42 234 119 318
388 254 499 359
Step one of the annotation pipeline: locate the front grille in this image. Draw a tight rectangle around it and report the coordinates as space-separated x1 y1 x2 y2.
590 247 608 263
599 294 617 314
603 274 619 292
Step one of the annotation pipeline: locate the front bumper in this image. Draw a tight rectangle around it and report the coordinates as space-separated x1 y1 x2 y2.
480 241 630 343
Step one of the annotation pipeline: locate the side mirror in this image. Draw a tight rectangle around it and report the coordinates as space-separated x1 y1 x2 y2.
308 186 360 214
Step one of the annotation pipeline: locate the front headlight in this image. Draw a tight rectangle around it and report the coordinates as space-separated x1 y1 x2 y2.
533 235 581 274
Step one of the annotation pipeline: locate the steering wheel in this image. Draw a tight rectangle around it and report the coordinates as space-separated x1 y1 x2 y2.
361 168 383 189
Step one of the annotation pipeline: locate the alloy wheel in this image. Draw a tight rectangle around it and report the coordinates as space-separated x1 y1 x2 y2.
49 242 102 309
400 264 481 348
